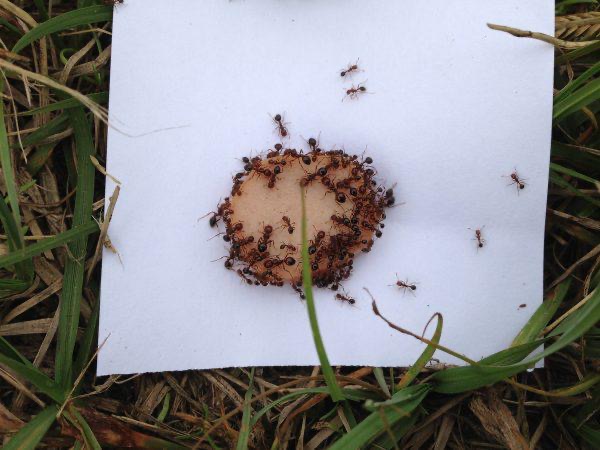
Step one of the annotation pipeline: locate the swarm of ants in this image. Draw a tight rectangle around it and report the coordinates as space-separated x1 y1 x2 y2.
205 116 394 303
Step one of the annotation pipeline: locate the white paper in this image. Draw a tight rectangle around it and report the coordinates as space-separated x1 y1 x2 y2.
98 0 554 375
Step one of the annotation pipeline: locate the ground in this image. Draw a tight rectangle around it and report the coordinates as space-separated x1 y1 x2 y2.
0 1 598 449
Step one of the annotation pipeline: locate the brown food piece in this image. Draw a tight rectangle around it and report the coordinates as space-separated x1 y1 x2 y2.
212 147 391 292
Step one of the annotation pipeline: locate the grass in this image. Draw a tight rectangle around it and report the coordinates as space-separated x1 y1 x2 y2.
0 0 599 448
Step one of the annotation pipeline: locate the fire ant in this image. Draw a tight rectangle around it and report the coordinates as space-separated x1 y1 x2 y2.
281 216 295 234
504 169 527 193
200 199 231 228
257 224 274 252
343 82 368 101
292 283 306 300
389 274 418 295
335 287 356 305
271 113 289 138
237 269 253 285
279 242 297 252
468 226 486 249
340 59 360 78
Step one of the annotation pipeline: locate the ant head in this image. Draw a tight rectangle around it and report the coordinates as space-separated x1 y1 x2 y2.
308 137 317 147
274 114 282 121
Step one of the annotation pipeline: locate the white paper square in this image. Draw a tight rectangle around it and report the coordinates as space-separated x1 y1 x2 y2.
98 0 554 375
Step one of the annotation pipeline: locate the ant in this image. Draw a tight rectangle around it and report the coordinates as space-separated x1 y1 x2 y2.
468 226 486 249
281 216 295 234
504 169 527 193
343 82 368 101
257 224 274 252
340 59 361 78
236 269 253 285
200 200 231 228
292 283 306 300
335 287 356 305
279 242 297 252
272 113 289 138
389 274 418 295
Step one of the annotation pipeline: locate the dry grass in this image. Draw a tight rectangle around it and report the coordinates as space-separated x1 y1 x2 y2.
0 1 598 449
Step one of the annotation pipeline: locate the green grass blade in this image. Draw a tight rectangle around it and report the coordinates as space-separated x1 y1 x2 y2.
67 407 102 450
554 59 600 105
157 392 171 422
300 187 344 402
553 76 600 120
0 79 24 236
512 280 571 346
0 79 33 284
0 220 99 270
550 172 600 208
3 405 57 450
73 285 100 387
433 287 600 393
397 313 443 389
0 352 64 402
236 368 255 450
0 336 38 367
12 5 113 54
371 414 420 450
481 340 547 365
10 113 69 149
373 367 391 397
18 92 109 117
55 107 96 390
328 385 430 450
551 162 599 185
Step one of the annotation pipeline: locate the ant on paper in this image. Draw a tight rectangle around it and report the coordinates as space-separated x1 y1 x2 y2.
504 169 527 193
343 82 368 101
468 226 486 249
389 273 418 295
271 113 289 138
340 59 361 78
335 291 356 305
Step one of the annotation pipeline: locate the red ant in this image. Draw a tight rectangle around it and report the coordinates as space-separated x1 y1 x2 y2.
279 242 297 252
343 82 367 101
281 216 295 234
200 199 231 227
504 169 527 192
236 269 253 285
272 113 289 138
468 226 486 249
335 287 356 305
389 274 418 295
257 225 274 252
292 283 306 300
340 59 360 78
